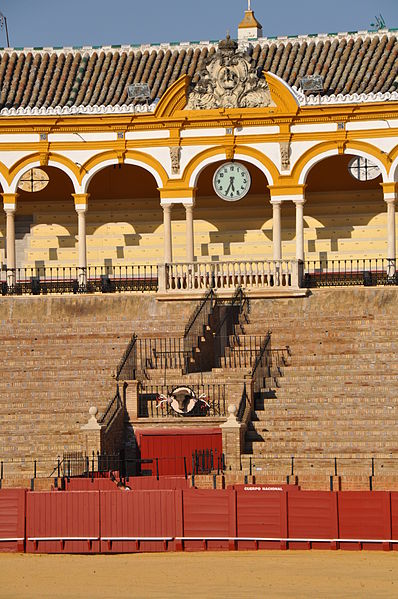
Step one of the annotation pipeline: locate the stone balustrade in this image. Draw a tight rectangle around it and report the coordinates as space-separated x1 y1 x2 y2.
158 259 303 294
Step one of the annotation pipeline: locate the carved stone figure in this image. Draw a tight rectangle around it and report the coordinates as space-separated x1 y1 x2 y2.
186 35 271 110
169 146 181 174
280 142 291 171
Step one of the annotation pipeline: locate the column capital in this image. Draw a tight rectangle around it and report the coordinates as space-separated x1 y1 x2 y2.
72 193 90 212
268 184 307 203
183 202 195 210
270 198 282 206
2 193 18 212
380 182 398 196
159 186 196 205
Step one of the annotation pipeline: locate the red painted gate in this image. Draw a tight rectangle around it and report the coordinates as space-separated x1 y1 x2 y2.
136 428 222 476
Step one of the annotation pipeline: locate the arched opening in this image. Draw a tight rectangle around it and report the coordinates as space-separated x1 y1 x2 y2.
304 154 384 263
194 160 271 261
87 164 162 266
14 166 75 270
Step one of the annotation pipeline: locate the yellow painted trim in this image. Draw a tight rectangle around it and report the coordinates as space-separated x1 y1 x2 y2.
290 139 390 184
154 75 191 118
159 187 196 199
182 144 280 186
265 72 299 115
2 193 18 205
268 184 307 196
72 193 90 206
9 152 80 185
81 149 169 187
381 182 398 194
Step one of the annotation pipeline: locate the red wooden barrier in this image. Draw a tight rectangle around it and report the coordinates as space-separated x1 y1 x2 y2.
100 489 182 553
126 476 191 490
288 491 339 550
338 491 391 551
26 491 100 553
390 493 398 551
64 478 117 491
0 489 26 552
1 488 398 554
236 490 288 550
182 489 235 551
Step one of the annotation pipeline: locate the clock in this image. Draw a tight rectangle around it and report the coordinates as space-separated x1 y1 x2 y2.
213 162 251 201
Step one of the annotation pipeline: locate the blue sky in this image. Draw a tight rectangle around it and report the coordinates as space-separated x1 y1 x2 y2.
1 0 397 48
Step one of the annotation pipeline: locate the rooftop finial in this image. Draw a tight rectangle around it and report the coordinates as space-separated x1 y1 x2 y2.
248 0 251 10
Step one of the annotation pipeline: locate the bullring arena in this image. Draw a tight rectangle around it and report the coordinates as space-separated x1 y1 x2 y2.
1 3 398 596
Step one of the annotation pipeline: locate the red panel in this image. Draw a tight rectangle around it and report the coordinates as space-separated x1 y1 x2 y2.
65 479 117 491
237 490 287 549
338 492 391 550
0 489 26 553
126 476 190 490
137 428 222 476
182 489 232 550
233 484 300 493
390 493 398 544
288 491 338 550
100 489 180 553
26 491 100 553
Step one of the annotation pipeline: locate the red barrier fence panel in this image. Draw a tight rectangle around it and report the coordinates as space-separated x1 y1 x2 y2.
0 489 26 553
100 490 181 553
390 493 398 551
126 476 191 490
288 491 338 550
338 491 391 551
65 478 117 491
26 491 100 553
236 490 287 550
182 489 235 551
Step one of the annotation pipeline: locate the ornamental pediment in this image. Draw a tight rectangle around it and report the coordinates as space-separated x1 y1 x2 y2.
185 35 273 110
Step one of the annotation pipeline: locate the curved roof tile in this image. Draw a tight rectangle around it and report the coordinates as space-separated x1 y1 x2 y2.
0 31 397 110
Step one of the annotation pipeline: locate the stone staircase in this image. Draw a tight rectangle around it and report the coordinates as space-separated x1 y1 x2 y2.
239 287 398 483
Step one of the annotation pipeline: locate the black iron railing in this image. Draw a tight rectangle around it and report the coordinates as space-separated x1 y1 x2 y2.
137 337 191 374
1 265 158 295
138 383 227 418
251 332 272 394
304 259 398 287
184 288 217 355
99 386 123 429
116 335 137 381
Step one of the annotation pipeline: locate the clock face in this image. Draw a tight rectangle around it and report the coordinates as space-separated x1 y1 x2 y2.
213 162 251 201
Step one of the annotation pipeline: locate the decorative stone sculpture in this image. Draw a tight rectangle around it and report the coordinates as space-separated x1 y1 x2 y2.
169 146 181 174
186 35 271 110
280 141 291 171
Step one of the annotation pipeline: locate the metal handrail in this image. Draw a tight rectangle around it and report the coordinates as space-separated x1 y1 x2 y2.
116 334 137 381
99 387 122 429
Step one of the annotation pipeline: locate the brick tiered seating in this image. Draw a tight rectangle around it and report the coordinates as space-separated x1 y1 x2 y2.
239 288 398 485
0 297 190 477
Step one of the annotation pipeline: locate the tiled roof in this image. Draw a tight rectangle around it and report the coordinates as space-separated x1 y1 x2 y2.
0 30 397 112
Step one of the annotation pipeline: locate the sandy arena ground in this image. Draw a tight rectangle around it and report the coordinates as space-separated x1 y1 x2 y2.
0 551 397 598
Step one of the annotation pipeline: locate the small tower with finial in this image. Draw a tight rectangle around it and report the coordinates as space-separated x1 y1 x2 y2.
238 1 263 41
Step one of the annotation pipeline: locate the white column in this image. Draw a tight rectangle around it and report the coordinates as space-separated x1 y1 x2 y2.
72 193 89 288
2 194 18 288
385 197 396 261
162 204 173 264
184 203 194 262
294 198 306 262
76 207 87 285
271 200 282 261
